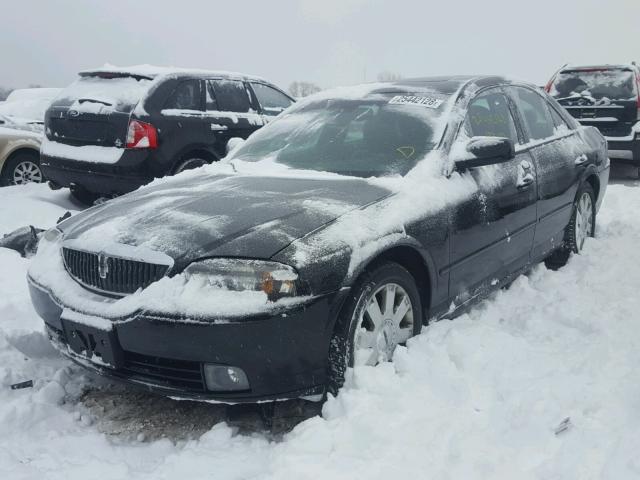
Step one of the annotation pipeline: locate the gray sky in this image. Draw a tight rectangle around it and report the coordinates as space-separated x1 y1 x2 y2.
2 0 638 91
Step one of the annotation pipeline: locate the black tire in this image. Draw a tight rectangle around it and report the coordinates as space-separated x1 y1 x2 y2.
326 262 422 396
174 157 208 174
69 185 100 206
0 151 44 186
545 182 596 269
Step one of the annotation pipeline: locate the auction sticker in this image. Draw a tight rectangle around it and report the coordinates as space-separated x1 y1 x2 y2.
388 95 444 109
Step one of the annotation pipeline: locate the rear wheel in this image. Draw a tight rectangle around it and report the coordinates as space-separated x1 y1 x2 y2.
1 152 44 186
545 182 595 268
174 157 208 174
327 262 422 395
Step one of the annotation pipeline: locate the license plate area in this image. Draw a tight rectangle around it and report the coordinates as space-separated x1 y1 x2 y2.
61 319 124 369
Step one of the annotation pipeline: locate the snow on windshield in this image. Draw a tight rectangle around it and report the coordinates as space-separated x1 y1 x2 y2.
550 69 637 102
0 88 62 121
53 75 154 113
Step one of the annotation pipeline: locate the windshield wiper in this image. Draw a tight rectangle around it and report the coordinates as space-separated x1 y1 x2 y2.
78 98 113 107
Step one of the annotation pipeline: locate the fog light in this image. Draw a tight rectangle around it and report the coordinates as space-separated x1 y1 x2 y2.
203 364 250 391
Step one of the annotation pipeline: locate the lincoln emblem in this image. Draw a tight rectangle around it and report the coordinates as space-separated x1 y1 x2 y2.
97 252 109 279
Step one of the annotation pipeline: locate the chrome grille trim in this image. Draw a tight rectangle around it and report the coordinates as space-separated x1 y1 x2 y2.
62 247 171 296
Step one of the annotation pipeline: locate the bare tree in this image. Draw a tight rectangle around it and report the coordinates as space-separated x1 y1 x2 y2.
289 81 322 98
376 71 403 82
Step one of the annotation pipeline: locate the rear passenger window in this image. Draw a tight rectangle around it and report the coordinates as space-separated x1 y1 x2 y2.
512 87 555 140
210 80 252 113
464 90 518 143
165 80 202 110
251 83 293 116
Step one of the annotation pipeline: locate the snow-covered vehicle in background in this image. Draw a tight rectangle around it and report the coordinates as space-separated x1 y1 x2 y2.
27 75 608 404
0 87 61 126
0 115 44 185
546 63 640 169
40 65 294 204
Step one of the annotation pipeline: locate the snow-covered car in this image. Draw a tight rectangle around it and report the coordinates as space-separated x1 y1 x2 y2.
0 116 44 185
0 87 62 125
27 76 609 403
546 64 640 167
40 65 294 204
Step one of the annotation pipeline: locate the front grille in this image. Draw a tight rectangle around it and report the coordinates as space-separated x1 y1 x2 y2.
121 352 206 392
62 247 169 296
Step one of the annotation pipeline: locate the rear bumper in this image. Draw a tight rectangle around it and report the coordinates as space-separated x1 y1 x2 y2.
41 149 155 195
29 277 347 403
606 136 640 165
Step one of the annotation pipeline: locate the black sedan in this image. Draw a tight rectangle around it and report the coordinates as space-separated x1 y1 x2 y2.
27 76 609 403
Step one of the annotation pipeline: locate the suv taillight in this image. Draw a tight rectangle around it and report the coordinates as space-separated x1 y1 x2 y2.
126 120 158 149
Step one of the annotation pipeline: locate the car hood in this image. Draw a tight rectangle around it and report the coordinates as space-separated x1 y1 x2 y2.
60 173 392 269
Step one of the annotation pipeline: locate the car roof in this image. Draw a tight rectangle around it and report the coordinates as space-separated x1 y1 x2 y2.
79 64 270 83
366 75 521 96
559 64 638 73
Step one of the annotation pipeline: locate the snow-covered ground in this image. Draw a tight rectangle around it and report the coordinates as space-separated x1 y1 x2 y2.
2 170 640 479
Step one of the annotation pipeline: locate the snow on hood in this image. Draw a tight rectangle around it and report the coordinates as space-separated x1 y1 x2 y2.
57 170 393 267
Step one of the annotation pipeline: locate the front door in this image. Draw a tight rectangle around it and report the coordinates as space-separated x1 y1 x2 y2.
449 88 538 307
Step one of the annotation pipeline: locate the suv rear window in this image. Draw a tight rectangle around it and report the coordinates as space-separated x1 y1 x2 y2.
53 75 153 113
550 69 637 101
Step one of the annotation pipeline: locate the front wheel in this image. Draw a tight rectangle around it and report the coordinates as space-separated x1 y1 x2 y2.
327 262 422 396
545 182 595 268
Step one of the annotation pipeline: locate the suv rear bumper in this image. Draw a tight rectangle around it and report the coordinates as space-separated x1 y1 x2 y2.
606 135 640 165
41 149 154 195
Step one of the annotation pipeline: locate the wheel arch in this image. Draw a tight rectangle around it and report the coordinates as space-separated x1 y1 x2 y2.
172 146 220 173
348 242 435 325
1 146 40 177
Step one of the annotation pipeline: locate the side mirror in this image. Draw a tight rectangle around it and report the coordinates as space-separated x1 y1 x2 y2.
226 137 246 155
455 137 515 170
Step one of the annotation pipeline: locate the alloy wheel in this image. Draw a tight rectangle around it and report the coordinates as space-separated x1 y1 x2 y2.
12 160 43 185
353 282 414 366
574 192 593 252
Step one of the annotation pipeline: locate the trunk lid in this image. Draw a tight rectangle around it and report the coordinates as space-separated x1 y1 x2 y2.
45 73 154 147
550 67 638 138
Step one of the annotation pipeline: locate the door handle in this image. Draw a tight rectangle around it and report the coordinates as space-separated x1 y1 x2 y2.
517 160 535 190
575 154 588 166
517 174 534 190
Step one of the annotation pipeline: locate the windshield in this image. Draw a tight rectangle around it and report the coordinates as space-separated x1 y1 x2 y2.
550 69 637 101
230 93 450 177
53 75 153 113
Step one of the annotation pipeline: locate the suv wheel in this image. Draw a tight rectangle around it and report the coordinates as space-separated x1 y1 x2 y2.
327 262 422 396
545 182 596 269
1 153 44 186
174 157 208 174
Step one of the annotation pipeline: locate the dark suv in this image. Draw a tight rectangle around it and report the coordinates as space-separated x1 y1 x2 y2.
546 64 640 168
41 66 294 203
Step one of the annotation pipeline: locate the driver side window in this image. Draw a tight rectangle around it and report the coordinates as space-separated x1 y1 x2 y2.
464 90 519 144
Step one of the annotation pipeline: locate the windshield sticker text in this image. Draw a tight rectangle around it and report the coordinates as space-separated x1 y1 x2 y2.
388 95 444 109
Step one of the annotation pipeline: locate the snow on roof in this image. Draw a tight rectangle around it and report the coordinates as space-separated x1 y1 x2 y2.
79 63 269 83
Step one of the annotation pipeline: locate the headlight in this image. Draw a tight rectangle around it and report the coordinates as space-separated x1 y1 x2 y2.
184 258 300 301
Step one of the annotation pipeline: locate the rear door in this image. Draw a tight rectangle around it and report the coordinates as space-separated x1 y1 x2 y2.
507 85 587 260
158 78 208 165
550 68 638 140
449 88 538 305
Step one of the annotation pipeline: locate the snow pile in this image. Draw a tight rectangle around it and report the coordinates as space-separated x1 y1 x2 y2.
2 180 640 477
0 88 61 122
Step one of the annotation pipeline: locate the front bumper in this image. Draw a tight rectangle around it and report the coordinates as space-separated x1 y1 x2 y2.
29 278 348 403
